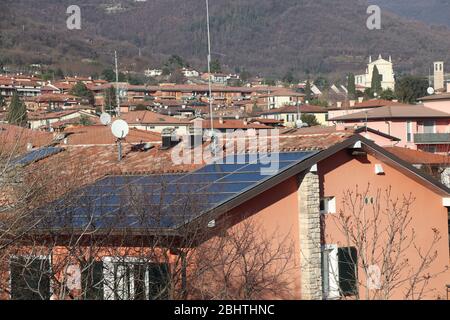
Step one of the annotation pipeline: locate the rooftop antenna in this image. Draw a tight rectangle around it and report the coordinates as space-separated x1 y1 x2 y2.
206 0 216 150
115 50 121 117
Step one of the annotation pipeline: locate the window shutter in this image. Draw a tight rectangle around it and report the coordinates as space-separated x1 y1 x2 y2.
10 257 51 300
81 260 104 300
337 247 358 297
148 263 170 300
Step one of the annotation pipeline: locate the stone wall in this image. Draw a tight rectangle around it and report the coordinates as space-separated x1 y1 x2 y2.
297 170 322 300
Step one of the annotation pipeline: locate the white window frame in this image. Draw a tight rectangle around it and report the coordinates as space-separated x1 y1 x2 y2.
102 257 151 301
406 121 413 143
320 197 336 214
322 245 340 300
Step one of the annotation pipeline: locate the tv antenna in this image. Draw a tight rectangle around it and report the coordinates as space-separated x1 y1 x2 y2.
111 119 129 161
206 0 218 154
115 50 121 117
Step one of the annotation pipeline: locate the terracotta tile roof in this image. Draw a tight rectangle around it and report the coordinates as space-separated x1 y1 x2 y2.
262 104 327 115
418 93 450 101
251 118 284 124
0 124 55 153
330 105 450 121
28 110 80 121
198 119 273 130
61 125 162 146
33 94 78 103
352 99 408 109
120 111 191 125
384 147 449 165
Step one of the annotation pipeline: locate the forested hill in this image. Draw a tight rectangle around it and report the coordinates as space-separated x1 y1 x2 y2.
2 0 450 78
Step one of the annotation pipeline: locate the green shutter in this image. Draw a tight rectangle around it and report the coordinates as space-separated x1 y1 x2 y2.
148 263 170 300
81 260 104 300
10 257 51 300
338 247 358 297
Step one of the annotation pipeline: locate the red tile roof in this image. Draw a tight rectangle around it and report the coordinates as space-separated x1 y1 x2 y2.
384 147 449 165
0 124 55 153
120 111 191 125
198 119 273 130
262 104 327 114
330 105 450 121
62 125 162 146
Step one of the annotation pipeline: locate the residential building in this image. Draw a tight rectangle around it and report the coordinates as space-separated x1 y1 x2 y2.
120 110 191 135
261 104 328 126
2 132 449 300
329 104 450 154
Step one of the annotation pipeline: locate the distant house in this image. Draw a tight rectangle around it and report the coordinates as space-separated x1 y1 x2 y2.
145 69 163 77
329 104 450 154
121 110 191 135
261 104 328 126
28 110 85 130
181 68 200 78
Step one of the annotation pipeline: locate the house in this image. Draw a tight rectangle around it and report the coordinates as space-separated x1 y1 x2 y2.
261 104 328 126
1 131 449 300
355 55 396 91
257 89 305 110
28 110 86 130
145 69 163 77
329 104 450 154
328 99 407 121
181 68 200 78
193 117 274 133
28 94 82 111
120 110 191 135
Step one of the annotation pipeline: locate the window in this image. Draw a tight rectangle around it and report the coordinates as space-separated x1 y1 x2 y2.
103 258 170 300
423 120 436 134
406 121 413 142
10 256 51 300
320 197 336 214
322 246 358 299
322 245 340 299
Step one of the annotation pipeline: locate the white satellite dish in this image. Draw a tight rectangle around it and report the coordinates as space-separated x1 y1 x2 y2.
100 113 112 126
111 119 129 139
427 87 435 95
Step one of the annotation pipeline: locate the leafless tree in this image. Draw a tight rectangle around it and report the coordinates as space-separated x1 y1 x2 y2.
327 184 447 300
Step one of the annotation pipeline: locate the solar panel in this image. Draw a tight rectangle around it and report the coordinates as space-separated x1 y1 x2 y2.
13 147 64 166
35 151 318 231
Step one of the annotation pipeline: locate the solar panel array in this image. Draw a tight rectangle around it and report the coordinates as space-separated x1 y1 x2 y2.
14 147 64 166
37 151 317 231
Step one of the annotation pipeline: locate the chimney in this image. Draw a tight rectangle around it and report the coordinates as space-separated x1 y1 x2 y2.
349 100 356 107
336 101 342 108
26 143 33 151
243 119 248 126
161 128 177 150
358 97 364 103
219 117 224 124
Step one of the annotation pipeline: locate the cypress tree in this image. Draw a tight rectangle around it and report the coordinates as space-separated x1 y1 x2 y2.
371 65 382 96
347 73 356 99
6 92 28 127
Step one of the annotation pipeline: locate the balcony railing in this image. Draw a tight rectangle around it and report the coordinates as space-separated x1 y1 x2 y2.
414 133 450 144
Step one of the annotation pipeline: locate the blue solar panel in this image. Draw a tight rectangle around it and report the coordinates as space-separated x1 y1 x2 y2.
14 147 64 166
35 151 318 231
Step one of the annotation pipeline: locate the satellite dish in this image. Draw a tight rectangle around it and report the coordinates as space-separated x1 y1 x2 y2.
111 119 129 139
427 87 435 95
100 113 112 126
